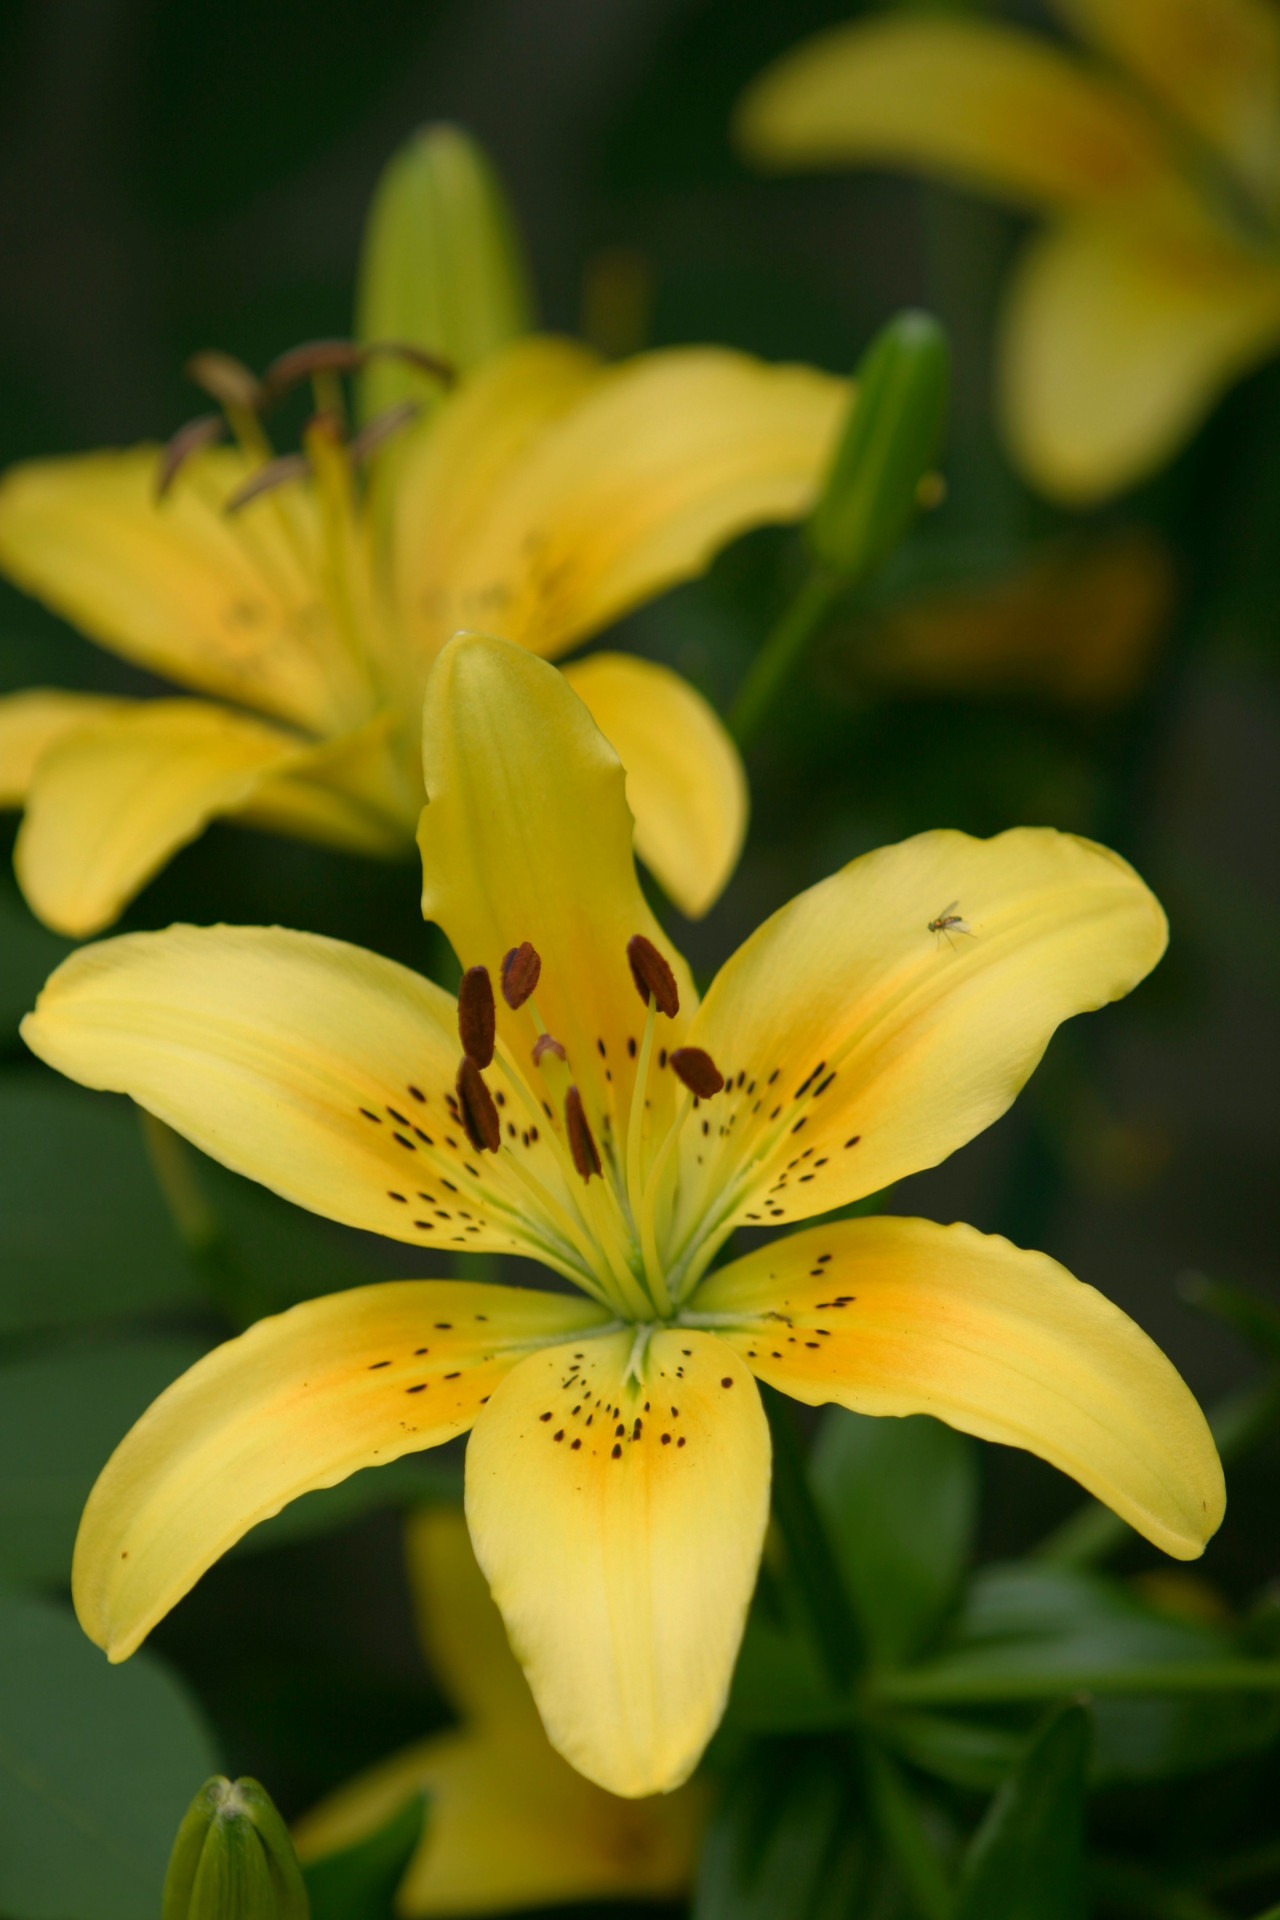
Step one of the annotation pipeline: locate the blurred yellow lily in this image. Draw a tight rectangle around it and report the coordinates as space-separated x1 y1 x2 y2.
22 634 1223 1796
294 1507 705 1912
739 0 1280 502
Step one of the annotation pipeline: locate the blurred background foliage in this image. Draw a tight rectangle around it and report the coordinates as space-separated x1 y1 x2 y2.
1 0 1279 1915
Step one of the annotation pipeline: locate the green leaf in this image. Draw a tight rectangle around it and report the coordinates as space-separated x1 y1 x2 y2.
954 1702 1090 1920
809 1407 977 1665
0 1336 208 1587
0 1076 200 1333
806 309 950 583
0 875 72 1050
356 123 533 418
302 1790 426 1920
693 1738 869 1920
0 1586 220 1920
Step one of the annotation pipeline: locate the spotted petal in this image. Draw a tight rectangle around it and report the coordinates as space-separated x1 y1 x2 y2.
670 828 1166 1255
695 1216 1224 1561
465 1328 770 1796
21 923 594 1283
72 1282 607 1661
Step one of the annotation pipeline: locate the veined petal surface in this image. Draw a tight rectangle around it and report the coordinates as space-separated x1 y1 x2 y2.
431 348 845 664
1000 214 1280 502
0 688 132 805
21 924 592 1278
419 635 695 1151
14 700 308 936
736 16 1168 211
561 652 748 920
466 1328 770 1796
673 828 1166 1244
73 1282 606 1661
696 1216 1224 1560
0 447 374 733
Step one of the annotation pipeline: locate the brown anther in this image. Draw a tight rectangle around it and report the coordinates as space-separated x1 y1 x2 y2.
456 1055 501 1153
347 400 422 465
155 414 226 500
670 1047 724 1098
225 453 311 514
186 350 264 412
261 336 454 404
627 934 679 1019
533 1033 566 1066
501 941 541 1010
457 966 496 1069
564 1086 602 1182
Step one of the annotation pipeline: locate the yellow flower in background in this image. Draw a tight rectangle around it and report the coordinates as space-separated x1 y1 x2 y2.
23 634 1222 1796
738 0 1280 503
294 1507 705 1913
0 128 846 938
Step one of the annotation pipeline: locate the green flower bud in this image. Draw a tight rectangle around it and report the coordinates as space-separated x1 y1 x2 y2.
164 1777 309 1920
356 123 534 418
806 309 949 582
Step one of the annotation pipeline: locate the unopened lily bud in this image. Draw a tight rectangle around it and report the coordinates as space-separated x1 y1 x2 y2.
163 1776 309 1920
356 123 533 417
806 309 949 583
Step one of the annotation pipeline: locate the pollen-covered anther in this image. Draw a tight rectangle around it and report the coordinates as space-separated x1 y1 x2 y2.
155 414 227 500
670 1046 725 1098
457 965 496 1068
627 934 679 1018
186 348 264 412
225 453 311 514
456 1055 501 1154
564 1086 602 1182
532 1032 566 1066
501 941 542 1009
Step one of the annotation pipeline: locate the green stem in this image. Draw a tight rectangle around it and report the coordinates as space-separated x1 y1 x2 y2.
871 1660 1280 1708
761 1385 862 1694
861 1738 952 1920
729 569 844 748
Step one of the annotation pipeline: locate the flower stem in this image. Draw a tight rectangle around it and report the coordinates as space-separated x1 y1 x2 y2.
761 1384 862 1694
729 569 845 749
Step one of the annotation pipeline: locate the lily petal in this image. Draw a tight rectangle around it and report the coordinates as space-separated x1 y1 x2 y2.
1000 214 1280 502
14 700 309 936
465 1328 770 1796
1051 0 1280 202
561 652 748 920
736 16 1167 211
418 634 695 1150
0 446 372 733
72 1281 607 1661
0 688 132 805
21 924 593 1279
293 1510 703 1915
231 710 416 857
695 1216 1224 1561
432 348 845 664
674 828 1166 1243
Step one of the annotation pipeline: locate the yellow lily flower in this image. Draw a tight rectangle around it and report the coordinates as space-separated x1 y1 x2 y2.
22 634 1223 1797
293 1506 705 1912
738 0 1280 502
0 337 844 937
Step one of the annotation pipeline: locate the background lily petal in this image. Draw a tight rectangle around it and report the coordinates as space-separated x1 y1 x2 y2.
561 652 748 921
698 1216 1224 1560
678 827 1167 1237
72 1282 606 1662
0 688 132 806
735 16 1168 211
466 1328 770 1798
1000 214 1280 502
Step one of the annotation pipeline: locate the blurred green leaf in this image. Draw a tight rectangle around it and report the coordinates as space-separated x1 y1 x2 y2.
0 1336 208 1587
693 1737 868 1920
302 1790 426 1920
809 1408 977 1666
953 1702 1090 1920
0 1586 219 1920
0 875 73 1050
0 1078 202 1333
875 1710 1024 1792
239 1458 462 1556
356 123 532 419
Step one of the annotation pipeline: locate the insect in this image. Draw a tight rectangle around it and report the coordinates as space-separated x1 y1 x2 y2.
928 900 974 950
